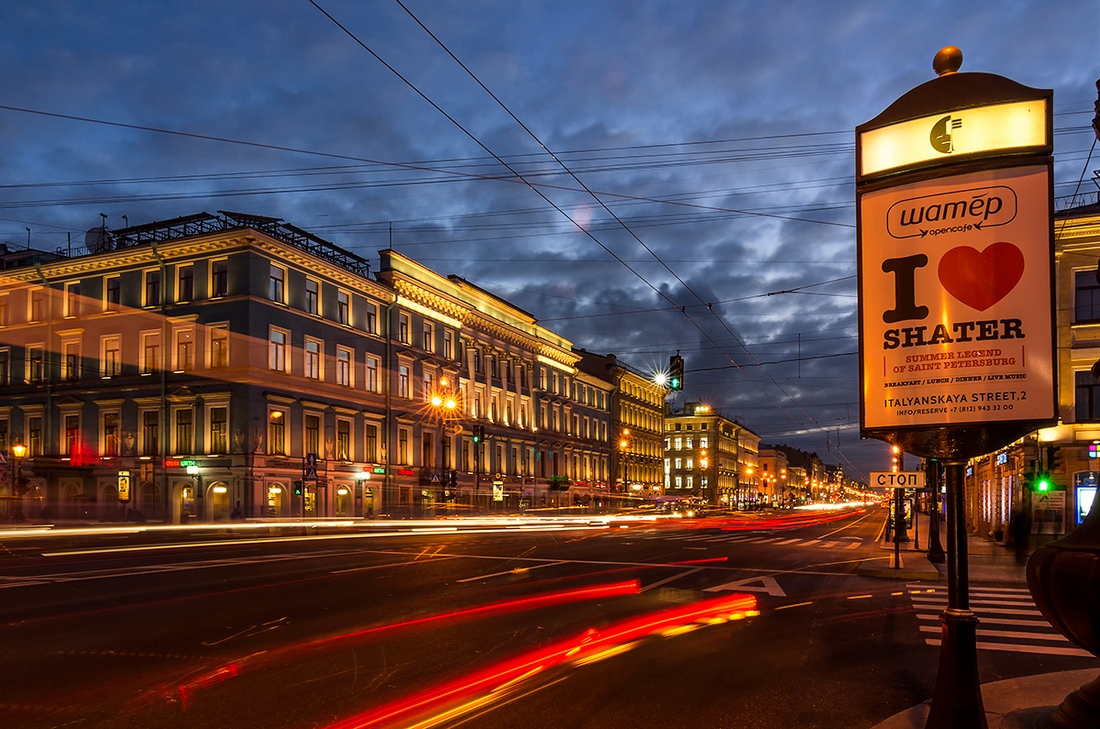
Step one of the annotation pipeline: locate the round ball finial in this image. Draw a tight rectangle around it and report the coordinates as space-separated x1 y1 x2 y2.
933 46 963 76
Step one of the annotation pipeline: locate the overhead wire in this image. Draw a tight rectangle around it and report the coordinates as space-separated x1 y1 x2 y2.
385 0 862 472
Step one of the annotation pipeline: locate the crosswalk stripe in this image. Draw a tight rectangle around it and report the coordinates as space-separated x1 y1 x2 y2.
915 613 1051 628
801 540 820 546
919 625 1069 642
911 597 1037 607
774 539 801 545
820 541 840 548
845 542 861 549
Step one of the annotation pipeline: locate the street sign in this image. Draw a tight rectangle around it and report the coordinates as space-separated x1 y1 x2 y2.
118 470 132 503
859 166 1054 431
855 52 1055 460
870 471 926 489
303 453 318 481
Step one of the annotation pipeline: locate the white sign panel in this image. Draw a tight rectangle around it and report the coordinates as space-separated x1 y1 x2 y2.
860 99 1048 176
870 471 927 489
860 164 1054 430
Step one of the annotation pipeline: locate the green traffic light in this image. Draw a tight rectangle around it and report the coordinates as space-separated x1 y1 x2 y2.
1037 478 1051 492
670 377 680 389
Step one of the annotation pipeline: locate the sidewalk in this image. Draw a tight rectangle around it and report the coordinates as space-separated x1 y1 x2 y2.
869 668 1096 728
862 513 1089 728
857 511 1029 582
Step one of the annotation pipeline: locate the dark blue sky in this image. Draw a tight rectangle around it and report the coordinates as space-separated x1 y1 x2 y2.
1 0 1097 479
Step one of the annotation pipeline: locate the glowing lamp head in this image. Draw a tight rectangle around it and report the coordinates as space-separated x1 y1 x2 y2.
11 443 26 459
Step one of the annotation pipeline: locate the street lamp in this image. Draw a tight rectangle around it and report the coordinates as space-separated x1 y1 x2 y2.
10 441 26 521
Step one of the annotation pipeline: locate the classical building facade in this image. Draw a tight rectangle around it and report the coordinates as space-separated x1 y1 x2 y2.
664 403 760 507
0 212 615 521
964 195 1100 540
575 350 668 504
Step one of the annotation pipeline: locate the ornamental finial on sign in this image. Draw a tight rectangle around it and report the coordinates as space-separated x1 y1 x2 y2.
933 46 963 77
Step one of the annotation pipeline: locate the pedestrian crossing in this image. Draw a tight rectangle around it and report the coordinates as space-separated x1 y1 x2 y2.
610 530 865 550
906 584 1093 658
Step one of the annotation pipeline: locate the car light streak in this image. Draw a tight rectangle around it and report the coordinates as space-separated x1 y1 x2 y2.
322 592 758 729
172 580 640 707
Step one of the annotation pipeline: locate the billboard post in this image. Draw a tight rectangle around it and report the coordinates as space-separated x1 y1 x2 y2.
856 47 1054 729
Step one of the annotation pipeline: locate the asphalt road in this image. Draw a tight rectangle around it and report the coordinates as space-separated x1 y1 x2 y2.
0 507 1092 729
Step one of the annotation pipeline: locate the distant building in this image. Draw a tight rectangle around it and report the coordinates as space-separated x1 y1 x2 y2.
0 212 615 521
575 350 668 503
664 403 760 507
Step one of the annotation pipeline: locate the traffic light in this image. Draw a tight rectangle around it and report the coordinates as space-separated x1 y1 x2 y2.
473 425 483 443
293 480 303 497
669 355 684 391
449 470 458 489
1047 445 1063 472
1034 472 1053 492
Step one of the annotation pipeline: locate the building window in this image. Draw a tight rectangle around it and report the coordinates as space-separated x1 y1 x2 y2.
0 295 8 326
305 278 319 315
336 347 352 386
366 304 377 334
63 413 80 456
423 372 434 402
269 328 288 372
175 329 194 371
0 418 7 450
444 329 453 359
305 338 322 380
422 321 433 352
142 411 159 455
102 336 121 377
103 412 120 457
268 410 286 456
399 313 410 344
305 414 320 456
473 349 482 373
27 345 44 383
365 423 378 462
1076 271 1100 323
144 270 161 307
65 282 81 317
366 355 380 393
269 264 285 303
211 259 228 297
398 365 410 398
336 419 351 461
209 326 229 368
337 291 350 325
0 348 9 385
398 428 409 465
209 407 228 454
1076 370 1100 421
177 265 193 303
28 416 43 456
103 277 120 311
30 289 46 321
63 341 80 381
142 332 161 374
175 409 193 455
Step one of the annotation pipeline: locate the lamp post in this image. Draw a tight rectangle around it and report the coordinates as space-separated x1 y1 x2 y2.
618 429 630 511
186 464 202 522
10 442 26 521
356 469 372 518
430 376 459 509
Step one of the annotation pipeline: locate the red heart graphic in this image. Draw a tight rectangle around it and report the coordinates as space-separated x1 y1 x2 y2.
937 242 1024 311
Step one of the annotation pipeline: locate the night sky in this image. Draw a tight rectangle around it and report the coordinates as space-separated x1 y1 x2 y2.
2 0 1097 480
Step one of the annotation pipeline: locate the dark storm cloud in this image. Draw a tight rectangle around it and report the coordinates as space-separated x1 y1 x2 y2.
1 0 1097 477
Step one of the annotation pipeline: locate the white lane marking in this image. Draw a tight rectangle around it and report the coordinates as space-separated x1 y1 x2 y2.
453 560 569 583
915 613 1051 627
774 539 801 546
919 625 1069 642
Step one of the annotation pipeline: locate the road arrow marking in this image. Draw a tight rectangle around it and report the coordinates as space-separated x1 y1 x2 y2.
704 575 786 597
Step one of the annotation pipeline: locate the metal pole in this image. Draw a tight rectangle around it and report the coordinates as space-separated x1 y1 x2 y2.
928 459 945 563
913 490 920 550
894 487 902 569
924 461 987 729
